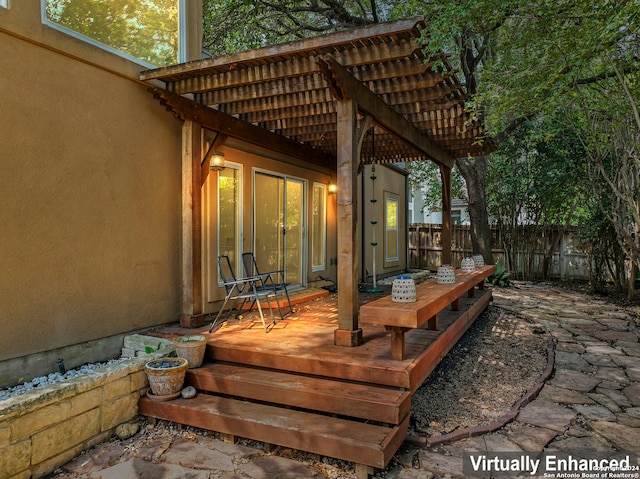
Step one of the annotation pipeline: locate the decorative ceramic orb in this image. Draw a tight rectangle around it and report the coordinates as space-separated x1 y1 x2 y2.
437 265 456 284
392 275 417 302
460 257 476 272
472 254 485 268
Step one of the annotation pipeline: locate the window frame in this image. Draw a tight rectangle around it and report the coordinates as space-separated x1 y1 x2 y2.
40 0 186 68
384 195 399 264
311 182 327 272
217 162 243 282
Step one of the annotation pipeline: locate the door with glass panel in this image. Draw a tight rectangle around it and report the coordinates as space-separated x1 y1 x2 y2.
253 172 305 288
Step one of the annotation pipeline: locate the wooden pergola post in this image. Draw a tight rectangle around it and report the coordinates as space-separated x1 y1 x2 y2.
440 164 452 265
181 120 203 319
334 98 363 347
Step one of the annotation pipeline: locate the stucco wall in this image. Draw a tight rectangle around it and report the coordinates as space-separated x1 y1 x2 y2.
0 2 190 361
359 164 408 281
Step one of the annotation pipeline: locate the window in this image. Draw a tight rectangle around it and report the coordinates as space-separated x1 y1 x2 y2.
385 196 399 262
452 210 462 225
218 165 242 279
0 1 7 8
311 183 326 272
42 0 184 67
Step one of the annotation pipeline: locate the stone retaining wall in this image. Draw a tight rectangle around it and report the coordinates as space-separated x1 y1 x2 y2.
0 335 175 479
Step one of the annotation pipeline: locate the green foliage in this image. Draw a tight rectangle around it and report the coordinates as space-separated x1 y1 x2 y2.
202 0 387 55
144 342 162 355
487 115 591 227
408 161 467 214
488 261 511 287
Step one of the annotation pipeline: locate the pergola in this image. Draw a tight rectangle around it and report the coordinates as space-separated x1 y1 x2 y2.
140 16 494 346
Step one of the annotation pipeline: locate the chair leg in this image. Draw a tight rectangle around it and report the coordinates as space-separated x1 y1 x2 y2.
283 287 293 315
210 295 233 332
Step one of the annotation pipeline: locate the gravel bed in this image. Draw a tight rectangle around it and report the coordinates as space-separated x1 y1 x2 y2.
409 304 549 437
0 358 129 402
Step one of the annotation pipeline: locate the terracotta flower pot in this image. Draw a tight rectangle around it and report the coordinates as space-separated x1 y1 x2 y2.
173 334 207 368
144 358 188 396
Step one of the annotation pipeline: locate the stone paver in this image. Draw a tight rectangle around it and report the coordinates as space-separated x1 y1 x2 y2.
572 404 617 421
555 351 593 372
591 421 640 452
538 385 595 404
88 458 210 479
623 383 640 406
587 392 623 413
550 370 601 392
546 435 616 453
516 400 578 432
506 424 557 452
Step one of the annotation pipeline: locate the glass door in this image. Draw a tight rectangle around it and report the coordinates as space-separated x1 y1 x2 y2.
254 172 305 287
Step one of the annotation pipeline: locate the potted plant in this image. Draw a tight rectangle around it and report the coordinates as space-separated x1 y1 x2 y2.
173 334 207 368
144 357 189 399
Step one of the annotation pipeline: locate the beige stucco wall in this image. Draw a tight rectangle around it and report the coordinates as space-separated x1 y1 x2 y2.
0 1 202 362
359 164 408 282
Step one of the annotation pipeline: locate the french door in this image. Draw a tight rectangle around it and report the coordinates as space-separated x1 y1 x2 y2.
253 171 306 288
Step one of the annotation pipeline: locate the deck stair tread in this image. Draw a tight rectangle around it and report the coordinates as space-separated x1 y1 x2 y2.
186 362 410 424
139 393 408 469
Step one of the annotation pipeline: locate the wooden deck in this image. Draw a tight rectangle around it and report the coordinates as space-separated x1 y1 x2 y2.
139 282 493 477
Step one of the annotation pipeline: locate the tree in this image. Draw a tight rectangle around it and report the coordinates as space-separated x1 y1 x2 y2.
487 116 591 280
203 0 384 55
477 0 640 295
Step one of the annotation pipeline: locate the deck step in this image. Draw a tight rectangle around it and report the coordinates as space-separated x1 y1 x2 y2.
139 393 408 469
186 363 410 424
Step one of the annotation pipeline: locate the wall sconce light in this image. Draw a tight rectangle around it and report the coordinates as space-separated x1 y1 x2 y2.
209 151 225 171
328 183 337 194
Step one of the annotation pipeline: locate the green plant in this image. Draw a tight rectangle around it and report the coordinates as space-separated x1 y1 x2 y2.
144 342 162 354
488 262 511 287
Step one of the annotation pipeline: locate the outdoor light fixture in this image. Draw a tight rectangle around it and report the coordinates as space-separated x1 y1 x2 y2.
209 151 225 171
328 183 337 194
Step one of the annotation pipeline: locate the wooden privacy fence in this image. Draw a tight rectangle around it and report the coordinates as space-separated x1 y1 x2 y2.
408 224 591 281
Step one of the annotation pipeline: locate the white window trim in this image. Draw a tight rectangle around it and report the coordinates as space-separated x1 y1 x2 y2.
311 182 327 272
217 162 243 283
40 0 186 68
385 196 399 263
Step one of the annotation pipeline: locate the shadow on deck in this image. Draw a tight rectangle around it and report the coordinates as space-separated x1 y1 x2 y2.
139 285 492 477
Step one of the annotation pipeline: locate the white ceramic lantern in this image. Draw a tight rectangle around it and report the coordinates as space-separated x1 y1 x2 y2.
392 275 417 302
472 254 485 268
460 257 475 272
437 265 456 284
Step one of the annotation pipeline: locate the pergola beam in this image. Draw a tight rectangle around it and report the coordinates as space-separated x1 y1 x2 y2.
317 56 455 169
150 87 336 171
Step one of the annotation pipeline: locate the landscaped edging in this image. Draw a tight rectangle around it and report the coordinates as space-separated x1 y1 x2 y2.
0 335 175 479
406 333 556 447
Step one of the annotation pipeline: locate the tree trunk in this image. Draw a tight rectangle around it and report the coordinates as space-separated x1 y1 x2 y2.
457 155 493 264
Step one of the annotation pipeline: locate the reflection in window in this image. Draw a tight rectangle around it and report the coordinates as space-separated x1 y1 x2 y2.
385 196 399 262
43 0 182 66
312 183 326 272
219 166 241 279
0 0 7 8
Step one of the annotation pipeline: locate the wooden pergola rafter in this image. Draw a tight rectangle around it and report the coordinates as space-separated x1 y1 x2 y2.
140 16 494 342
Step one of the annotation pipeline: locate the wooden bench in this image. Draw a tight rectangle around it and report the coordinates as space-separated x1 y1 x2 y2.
359 265 496 360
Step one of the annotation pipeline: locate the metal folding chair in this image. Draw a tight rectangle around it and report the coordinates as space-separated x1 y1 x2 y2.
209 255 277 333
242 252 293 319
